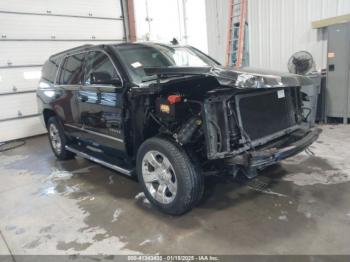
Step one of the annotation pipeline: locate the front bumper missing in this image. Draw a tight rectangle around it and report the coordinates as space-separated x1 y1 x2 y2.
249 128 322 169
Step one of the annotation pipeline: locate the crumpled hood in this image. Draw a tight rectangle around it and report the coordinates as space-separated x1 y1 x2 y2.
210 66 314 89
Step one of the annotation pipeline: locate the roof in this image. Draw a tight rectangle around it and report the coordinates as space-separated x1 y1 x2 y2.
49 42 183 59
49 44 93 58
111 42 183 49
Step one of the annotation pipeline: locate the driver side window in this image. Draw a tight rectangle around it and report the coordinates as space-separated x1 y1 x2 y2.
85 51 120 85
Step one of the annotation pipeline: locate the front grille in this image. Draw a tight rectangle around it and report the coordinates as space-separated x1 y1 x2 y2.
236 89 297 141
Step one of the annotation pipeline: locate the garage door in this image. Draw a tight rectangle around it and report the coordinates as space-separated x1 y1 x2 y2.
0 0 127 142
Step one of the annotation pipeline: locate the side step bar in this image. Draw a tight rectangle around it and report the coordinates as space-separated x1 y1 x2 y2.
65 145 133 176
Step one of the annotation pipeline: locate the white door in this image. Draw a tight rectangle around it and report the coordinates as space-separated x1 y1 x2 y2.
0 0 126 142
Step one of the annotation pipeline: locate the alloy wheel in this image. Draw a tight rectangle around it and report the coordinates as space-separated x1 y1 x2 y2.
142 150 178 204
49 124 62 155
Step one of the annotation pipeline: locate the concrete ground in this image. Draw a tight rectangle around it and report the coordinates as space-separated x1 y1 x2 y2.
0 125 350 255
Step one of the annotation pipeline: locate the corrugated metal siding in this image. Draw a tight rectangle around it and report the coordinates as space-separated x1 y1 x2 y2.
248 0 350 71
205 0 230 64
206 0 350 69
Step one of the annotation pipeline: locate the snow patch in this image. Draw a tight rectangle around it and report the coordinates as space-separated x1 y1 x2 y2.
49 166 95 181
135 192 145 200
305 212 312 219
139 239 151 246
138 235 163 246
111 209 123 222
109 175 114 185
50 169 73 180
278 215 288 222
283 170 350 186
248 187 287 197
0 154 28 165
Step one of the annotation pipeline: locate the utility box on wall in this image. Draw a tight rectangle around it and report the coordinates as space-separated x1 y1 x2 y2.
326 22 350 124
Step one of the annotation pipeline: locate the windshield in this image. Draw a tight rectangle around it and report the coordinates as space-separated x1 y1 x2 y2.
113 44 218 83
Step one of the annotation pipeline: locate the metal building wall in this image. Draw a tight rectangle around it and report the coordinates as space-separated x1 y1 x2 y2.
248 0 350 71
206 0 350 69
0 0 127 142
205 0 230 65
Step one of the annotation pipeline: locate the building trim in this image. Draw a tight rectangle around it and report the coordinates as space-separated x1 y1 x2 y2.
312 14 350 29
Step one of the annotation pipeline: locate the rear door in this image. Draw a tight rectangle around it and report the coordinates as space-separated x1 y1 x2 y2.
78 50 126 155
55 53 85 137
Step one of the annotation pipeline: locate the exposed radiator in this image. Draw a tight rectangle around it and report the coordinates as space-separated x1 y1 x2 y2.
235 89 297 141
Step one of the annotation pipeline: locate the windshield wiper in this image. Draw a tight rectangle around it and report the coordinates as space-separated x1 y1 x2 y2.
141 67 213 83
144 67 212 77
141 74 182 83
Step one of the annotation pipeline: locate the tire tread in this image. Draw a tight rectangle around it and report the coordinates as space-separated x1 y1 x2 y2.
47 117 75 160
137 137 204 215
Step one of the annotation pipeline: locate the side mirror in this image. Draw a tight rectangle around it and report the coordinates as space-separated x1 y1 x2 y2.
90 72 122 87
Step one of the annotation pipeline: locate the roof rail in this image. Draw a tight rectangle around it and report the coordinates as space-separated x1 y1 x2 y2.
50 44 93 58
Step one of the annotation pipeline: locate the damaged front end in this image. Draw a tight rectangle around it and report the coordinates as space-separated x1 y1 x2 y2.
202 86 321 178
143 67 321 178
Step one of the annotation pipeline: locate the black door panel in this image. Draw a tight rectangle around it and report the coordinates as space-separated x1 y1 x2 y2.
54 53 86 137
78 51 126 154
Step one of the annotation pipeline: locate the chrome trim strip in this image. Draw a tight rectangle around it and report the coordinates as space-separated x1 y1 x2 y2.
64 123 124 143
86 145 103 153
65 145 132 176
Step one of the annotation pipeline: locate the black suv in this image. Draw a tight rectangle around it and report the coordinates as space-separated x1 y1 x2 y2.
37 43 321 215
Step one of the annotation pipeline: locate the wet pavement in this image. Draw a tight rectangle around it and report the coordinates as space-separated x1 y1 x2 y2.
0 125 350 255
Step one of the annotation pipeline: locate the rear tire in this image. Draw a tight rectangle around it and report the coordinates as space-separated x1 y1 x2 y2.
137 137 204 215
47 117 75 160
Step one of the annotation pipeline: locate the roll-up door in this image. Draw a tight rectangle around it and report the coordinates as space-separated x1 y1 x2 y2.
0 0 127 142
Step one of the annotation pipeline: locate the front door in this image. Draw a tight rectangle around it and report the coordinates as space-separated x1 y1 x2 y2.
78 51 126 156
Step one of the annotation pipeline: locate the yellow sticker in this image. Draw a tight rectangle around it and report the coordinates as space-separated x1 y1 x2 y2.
160 104 170 114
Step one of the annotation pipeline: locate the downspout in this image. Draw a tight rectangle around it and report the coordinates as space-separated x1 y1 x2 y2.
182 0 188 44
145 0 152 40
125 0 137 42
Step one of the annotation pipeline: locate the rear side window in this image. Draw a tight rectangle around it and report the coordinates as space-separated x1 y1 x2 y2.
58 53 85 85
84 51 119 85
41 57 61 84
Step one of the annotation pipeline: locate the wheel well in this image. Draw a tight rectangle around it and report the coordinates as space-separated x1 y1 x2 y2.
43 109 56 128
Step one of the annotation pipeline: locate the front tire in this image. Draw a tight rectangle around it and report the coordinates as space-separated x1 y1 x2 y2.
47 117 75 160
137 137 204 215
